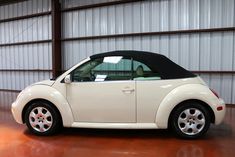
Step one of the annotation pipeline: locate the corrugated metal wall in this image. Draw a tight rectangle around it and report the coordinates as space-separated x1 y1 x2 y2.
0 0 51 20
0 0 234 110
62 0 234 36
61 0 235 104
62 0 117 9
0 0 52 109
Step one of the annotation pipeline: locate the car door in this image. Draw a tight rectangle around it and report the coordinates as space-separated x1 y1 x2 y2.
132 59 174 123
66 56 136 123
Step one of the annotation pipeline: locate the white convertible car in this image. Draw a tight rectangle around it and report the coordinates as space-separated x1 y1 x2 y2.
12 51 226 138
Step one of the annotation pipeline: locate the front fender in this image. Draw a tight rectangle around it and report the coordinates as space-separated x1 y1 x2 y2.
155 84 220 128
12 85 73 127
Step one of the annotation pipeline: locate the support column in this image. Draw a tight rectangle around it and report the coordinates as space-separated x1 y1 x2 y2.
51 0 62 78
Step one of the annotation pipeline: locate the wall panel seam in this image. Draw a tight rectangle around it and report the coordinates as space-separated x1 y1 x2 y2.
61 0 143 12
0 11 51 23
0 89 21 93
0 69 52 72
0 40 52 47
61 27 235 41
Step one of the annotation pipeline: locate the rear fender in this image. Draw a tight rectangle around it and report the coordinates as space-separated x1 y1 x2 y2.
155 84 218 128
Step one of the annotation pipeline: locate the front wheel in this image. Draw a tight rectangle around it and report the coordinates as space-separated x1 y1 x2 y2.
24 100 61 135
170 102 211 139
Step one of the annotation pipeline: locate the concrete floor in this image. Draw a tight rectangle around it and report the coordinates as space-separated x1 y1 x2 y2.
0 106 235 157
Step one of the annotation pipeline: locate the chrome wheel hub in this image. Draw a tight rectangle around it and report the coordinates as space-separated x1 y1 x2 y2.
29 107 53 132
178 108 205 135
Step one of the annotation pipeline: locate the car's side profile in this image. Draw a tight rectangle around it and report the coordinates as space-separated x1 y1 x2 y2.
11 51 226 138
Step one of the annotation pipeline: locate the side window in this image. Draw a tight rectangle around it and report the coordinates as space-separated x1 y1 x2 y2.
72 59 101 82
72 56 132 82
133 60 161 80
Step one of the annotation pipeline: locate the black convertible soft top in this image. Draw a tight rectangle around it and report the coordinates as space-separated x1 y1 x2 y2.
90 50 196 79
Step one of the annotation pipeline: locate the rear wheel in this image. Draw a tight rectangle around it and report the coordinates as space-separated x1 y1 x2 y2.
170 102 211 139
24 100 61 135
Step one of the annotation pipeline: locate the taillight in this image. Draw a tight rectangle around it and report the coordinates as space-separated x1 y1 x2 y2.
210 89 219 98
217 106 223 111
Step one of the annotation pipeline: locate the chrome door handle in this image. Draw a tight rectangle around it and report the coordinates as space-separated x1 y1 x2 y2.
122 88 135 93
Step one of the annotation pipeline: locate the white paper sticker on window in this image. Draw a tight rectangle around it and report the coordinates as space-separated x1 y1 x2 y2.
103 56 122 64
95 75 107 82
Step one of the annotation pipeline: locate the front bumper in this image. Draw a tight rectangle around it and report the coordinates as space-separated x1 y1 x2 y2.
11 101 24 124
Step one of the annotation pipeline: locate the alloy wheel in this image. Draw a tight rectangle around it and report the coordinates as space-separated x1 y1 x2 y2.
29 107 53 132
177 108 205 135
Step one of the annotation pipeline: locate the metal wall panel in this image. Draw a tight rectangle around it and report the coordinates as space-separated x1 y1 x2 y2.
61 0 117 9
0 0 51 20
62 32 235 71
0 71 52 91
0 0 52 109
199 74 235 105
0 91 18 110
0 15 52 44
0 42 52 91
62 0 235 38
0 43 52 70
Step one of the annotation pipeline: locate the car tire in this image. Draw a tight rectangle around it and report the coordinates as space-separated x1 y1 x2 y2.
170 102 211 139
24 100 61 136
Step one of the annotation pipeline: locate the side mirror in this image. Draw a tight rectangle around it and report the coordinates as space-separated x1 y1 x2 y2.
64 74 72 84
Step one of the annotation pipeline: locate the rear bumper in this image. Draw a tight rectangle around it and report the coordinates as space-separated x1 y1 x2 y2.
214 98 226 125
